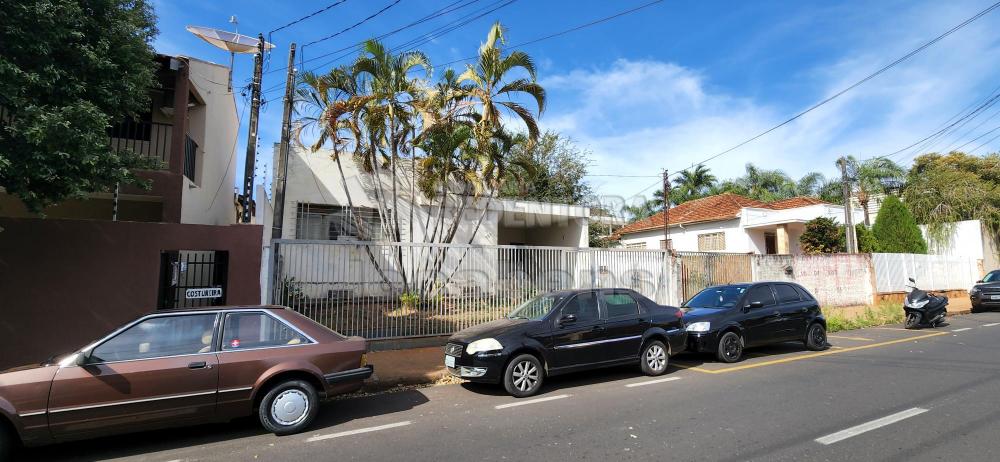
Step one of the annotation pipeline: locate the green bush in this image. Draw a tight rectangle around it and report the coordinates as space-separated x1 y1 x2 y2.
399 292 420 309
872 196 927 253
856 224 879 253
800 217 845 254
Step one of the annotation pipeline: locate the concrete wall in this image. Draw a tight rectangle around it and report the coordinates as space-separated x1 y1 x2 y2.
0 218 262 369
752 253 875 307
179 58 239 226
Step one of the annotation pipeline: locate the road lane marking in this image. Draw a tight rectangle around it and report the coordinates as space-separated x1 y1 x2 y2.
307 421 412 442
952 328 972 332
673 331 948 375
815 408 929 445
873 327 914 331
828 335 873 341
984 323 1000 327
495 394 570 409
625 377 682 388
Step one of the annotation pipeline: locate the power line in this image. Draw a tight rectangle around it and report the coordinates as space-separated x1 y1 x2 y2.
886 82 1000 162
437 0 665 68
265 0 481 76
880 92 1000 161
269 0 350 34
302 0 404 47
668 0 1000 180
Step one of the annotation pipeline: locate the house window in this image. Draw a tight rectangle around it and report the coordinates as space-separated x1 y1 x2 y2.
697 232 726 251
659 239 672 250
624 242 646 249
295 203 385 241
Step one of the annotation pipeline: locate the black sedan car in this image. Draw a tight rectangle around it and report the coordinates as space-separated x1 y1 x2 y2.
969 269 1000 312
445 288 686 397
682 282 828 363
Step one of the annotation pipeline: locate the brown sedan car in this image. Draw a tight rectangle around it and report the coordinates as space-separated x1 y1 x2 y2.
0 306 371 458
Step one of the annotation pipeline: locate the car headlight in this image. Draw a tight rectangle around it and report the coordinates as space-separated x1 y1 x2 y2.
466 338 503 354
685 322 711 333
970 287 980 296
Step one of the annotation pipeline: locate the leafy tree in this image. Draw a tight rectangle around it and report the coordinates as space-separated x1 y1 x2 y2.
844 155 906 226
0 0 158 211
871 195 927 253
708 163 833 203
800 217 845 254
671 164 716 204
499 131 593 204
855 223 879 253
903 152 1000 250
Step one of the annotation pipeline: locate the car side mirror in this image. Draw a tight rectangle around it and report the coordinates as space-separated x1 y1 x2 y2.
976 279 984 284
74 350 90 366
744 301 764 311
558 314 577 325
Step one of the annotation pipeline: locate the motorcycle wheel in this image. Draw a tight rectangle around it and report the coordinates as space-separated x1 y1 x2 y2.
905 312 921 329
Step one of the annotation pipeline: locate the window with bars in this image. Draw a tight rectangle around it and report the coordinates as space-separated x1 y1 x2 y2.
697 232 726 251
624 242 646 249
659 239 672 250
295 203 385 241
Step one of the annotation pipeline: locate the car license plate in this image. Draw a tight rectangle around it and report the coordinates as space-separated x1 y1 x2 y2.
445 355 455 368
991 295 1000 300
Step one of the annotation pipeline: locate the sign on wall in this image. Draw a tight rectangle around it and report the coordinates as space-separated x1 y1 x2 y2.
185 287 223 299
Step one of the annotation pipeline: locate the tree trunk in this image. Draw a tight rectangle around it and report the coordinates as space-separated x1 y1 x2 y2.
333 147 390 284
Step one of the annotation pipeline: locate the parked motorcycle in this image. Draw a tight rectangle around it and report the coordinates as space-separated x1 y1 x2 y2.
903 277 949 329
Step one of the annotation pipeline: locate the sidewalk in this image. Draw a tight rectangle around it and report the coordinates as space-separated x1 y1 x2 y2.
366 345 449 390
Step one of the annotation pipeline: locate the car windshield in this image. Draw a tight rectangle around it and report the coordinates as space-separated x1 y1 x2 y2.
683 285 749 309
984 271 1000 283
507 294 563 320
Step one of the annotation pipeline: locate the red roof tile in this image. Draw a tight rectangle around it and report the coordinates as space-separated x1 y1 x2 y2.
615 194 833 236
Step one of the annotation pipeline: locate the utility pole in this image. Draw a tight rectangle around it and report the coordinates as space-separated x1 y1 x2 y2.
662 169 670 251
838 157 858 253
271 43 297 239
240 33 265 224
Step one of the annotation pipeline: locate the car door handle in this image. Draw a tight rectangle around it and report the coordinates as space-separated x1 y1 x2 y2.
798 308 808 313
188 361 210 370
592 325 606 332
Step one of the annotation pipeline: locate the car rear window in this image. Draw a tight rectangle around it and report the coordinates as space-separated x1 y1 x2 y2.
794 285 815 301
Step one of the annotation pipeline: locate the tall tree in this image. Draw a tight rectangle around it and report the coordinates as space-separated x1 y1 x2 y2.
498 131 592 205
671 164 716 204
871 195 927 253
844 155 906 226
0 0 158 211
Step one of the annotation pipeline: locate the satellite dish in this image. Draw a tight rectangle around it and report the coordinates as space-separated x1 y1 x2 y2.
186 25 274 92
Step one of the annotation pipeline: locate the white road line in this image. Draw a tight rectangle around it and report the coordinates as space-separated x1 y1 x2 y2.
815 408 928 445
495 394 570 409
307 421 412 442
952 328 972 332
983 323 1000 327
626 377 682 388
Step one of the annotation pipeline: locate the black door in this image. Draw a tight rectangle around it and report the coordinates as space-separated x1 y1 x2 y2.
158 250 229 309
599 290 646 361
741 284 781 346
551 291 606 370
773 283 810 339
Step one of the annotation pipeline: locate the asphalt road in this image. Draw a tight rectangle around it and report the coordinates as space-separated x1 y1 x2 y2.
20 311 1000 462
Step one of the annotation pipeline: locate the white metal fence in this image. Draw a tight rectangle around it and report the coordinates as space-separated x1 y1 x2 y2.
872 253 979 293
268 240 677 339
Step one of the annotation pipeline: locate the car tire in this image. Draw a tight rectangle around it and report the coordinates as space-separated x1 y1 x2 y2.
716 331 744 363
971 303 982 313
0 423 15 462
804 323 828 351
258 379 320 436
640 340 669 376
503 354 544 398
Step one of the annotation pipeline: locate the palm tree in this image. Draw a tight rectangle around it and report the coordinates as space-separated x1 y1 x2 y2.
844 156 906 226
672 165 717 204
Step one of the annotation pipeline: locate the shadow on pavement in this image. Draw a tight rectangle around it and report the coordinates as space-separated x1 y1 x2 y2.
17 389 431 461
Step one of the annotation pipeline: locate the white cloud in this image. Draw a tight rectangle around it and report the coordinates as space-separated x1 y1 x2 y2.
540 1 1000 205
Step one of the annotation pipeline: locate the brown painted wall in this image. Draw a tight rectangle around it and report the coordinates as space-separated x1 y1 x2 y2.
0 218 262 369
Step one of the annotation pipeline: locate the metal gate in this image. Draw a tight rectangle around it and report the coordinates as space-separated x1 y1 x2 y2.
678 252 752 301
158 250 229 309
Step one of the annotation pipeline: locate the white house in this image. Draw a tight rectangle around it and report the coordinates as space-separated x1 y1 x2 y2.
270 144 590 247
616 193 864 254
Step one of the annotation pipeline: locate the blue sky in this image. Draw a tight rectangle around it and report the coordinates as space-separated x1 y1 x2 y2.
152 0 1000 209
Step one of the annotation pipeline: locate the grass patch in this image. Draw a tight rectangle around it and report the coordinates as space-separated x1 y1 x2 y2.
824 302 904 332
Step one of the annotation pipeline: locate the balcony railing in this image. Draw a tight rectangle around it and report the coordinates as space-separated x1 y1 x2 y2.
183 135 197 181
108 119 172 165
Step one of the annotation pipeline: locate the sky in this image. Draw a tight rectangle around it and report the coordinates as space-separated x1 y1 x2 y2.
151 0 1000 213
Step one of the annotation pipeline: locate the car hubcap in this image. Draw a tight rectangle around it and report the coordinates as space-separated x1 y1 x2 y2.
645 345 666 371
724 336 740 359
812 326 825 345
512 360 538 392
271 389 309 426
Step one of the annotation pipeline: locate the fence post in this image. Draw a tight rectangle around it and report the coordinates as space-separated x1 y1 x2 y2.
267 241 279 305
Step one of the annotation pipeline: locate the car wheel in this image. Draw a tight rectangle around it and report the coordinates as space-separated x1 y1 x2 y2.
640 340 669 376
716 331 744 363
904 312 921 329
0 423 15 462
971 303 982 313
504 354 544 398
805 323 828 351
258 379 320 435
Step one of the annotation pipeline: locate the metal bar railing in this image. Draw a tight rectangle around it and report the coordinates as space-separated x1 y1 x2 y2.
108 120 173 164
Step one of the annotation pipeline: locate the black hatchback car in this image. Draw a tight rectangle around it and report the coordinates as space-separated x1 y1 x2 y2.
681 282 828 363
445 288 686 397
